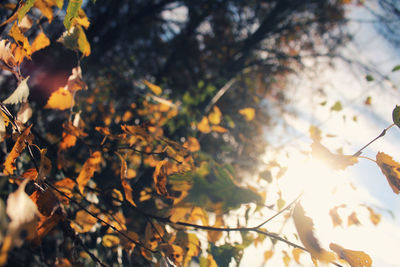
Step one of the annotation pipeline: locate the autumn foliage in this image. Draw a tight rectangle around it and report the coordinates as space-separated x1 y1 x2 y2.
0 1 398 267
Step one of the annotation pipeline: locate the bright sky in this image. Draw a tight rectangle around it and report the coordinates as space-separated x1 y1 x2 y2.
240 3 400 267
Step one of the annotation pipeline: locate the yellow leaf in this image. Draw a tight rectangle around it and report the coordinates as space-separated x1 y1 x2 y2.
197 116 211 133
264 250 273 263
311 141 358 170
76 25 90 57
102 235 120 247
239 107 255 121
282 251 291 267
144 80 162 95
9 22 31 57
144 222 164 250
76 151 102 193
44 87 74 110
293 202 335 262
329 206 343 227
183 137 200 152
375 152 400 194
292 248 303 263
72 9 90 29
208 106 222 125
31 32 50 53
330 243 372 267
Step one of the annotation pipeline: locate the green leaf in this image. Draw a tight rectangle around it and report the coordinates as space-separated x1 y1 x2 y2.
330 101 342 112
18 0 35 22
392 105 400 128
365 74 374 82
392 65 400 72
63 0 82 30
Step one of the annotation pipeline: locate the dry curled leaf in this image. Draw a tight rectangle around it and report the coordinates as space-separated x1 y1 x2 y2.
293 202 335 262
330 243 372 267
153 160 169 197
4 125 33 175
375 152 400 194
65 66 87 92
76 151 102 193
115 152 136 206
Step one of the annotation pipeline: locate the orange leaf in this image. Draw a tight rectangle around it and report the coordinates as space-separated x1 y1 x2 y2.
311 141 358 170
102 235 120 247
208 106 222 125
239 107 255 121
31 32 50 53
211 125 228 133
375 152 400 194
115 152 136 206
70 208 98 233
53 178 75 205
44 87 74 110
144 222 164 250
76 151 102 193
292 248 303 264
183 137 200 152
330 243 372 267
34 0 57 23
197 116 211 133
329 206 343 227
366 207 381 226
59 132 77 150
4 125 33 175
143 80 162 95
153 160 169 197
347 212 360 226
293 202 335 262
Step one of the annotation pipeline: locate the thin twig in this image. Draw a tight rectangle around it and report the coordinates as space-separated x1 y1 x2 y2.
352 123 395 157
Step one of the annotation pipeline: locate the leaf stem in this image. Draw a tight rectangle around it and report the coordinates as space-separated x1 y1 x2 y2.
353 123 395 157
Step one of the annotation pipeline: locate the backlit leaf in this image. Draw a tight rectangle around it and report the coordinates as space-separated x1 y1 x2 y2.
76 151 102 193
44 87 74 110
282 251 290 267
293 202 335 262
264 250 273 263
3 76 30 105
183 137 200 152
211 125 228 133
311 141 358 170
292 248 303 264
208 106 222 125
53 178 75 205
64 0 82 30
115 152 136 206
58 26 90 56
6 179 39 247
392 105 400 128
239 107 255 121
31 32 50 53
102 235 119 247
375 152 400 194
330 243 372 267
197 116 211 133
366 207 381 226
17 102 32 123
347 212 360 226
4 125 33 175
34 0 58 23
0 40 16 66
329 206 343 227
71 208 98 233
144 80 162 95
330 101 342 111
